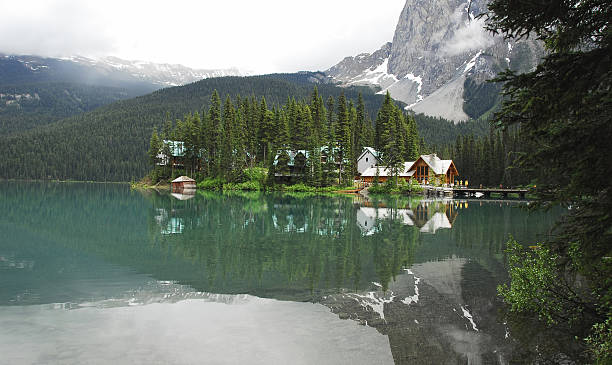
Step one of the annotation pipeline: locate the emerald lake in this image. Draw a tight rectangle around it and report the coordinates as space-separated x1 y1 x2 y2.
0 182 562 364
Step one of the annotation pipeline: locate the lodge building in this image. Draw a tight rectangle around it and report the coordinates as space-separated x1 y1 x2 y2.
359 150 459 186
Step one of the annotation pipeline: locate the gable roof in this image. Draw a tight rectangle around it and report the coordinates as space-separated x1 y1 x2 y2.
163 140 185 157
413 154 454 175
172 176 195 183
357 147 381 162
273 149 309 166
361 165 415 177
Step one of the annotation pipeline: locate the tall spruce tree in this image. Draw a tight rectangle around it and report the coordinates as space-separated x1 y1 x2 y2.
148 129 161 168
208 90 222 176
326 96 336 147
483 1 612 359
335 93 352 185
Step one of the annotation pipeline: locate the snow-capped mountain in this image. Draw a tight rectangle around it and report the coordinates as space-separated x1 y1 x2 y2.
65 56 249 87
0 53 249 89
325 0 544 122
325 43 397 90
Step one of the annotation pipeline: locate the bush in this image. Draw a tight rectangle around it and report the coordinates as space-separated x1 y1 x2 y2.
284 183 316 192
369 178 422 195
368 184 390 194
243 167 267 184
399 179 423 194
197 177 226 190
223 180 262 191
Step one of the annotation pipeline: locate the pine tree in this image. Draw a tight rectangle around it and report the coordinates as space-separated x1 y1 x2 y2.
258 97 275 163
485 1 612 359
336 93 352 185
148 129 161 167
354 93 366 156
326 96 335 146
275 109 290 150
221 95 236 178
405 114 419 160
310 87 327 147
208 90 222 176
375 92 394 151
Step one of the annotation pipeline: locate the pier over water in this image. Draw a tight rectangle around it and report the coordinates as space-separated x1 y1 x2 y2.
421 186 529 199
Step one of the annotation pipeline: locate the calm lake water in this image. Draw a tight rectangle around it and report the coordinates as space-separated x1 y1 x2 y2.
0 182 562 364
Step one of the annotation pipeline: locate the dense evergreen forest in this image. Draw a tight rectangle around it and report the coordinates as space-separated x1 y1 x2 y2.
432 128 534 188
0 72 487 182
0 82 144 135
412 113 490 147
150 89 419 187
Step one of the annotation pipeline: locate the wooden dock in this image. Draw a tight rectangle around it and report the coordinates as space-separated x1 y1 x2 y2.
453 188 528 198
421 186 529 199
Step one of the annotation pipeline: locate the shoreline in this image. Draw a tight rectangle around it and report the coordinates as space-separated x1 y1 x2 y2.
0 178 129 184
0 179 534 200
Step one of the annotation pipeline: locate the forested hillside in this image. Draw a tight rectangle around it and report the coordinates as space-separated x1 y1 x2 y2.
0 82 145 135
151 89 420 187
412 113 490 146
0 74 384 181
0 72 490 182
0 54 161 136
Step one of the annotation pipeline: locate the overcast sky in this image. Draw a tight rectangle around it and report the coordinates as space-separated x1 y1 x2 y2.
0 0 406 74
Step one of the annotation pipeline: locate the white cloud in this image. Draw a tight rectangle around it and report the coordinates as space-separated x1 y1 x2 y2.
441 18 495 56
0 0 406 74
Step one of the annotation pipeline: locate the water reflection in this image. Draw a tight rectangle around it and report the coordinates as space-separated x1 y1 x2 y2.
0 182 562 364
356 199 458 235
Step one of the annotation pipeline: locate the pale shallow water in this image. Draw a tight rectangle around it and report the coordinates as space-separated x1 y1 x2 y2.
0 296 393 365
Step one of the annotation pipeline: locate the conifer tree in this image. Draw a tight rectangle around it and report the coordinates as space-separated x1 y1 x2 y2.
336 93 352 185
221 95 236 177
275 109 290 150
258 97 275 163
148 129 161 167
310 86 327 146
375 92 394 151
326 96 336 146
208 90 222 175
405 114 419 160
354 93 366 155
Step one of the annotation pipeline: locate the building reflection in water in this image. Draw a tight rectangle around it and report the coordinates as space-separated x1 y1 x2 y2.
356 198 460 235
156 194 464 238
146 192 561 363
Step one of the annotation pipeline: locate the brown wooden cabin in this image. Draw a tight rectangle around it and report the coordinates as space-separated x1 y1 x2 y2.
408 154 458 185
360 154 459 186
171 176 196 193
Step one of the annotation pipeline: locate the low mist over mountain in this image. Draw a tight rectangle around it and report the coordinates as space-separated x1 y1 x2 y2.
0 53 250 135
325 0 545 122
0 53 248 89
66 56 249 87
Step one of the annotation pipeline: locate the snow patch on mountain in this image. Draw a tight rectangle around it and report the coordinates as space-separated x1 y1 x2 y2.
350 58 398 88
463 50 483 73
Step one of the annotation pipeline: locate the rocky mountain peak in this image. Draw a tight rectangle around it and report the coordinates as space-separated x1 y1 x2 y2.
325 42 395 89
325 0 544 122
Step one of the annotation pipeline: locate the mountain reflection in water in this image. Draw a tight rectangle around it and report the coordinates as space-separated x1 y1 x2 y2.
0 182 562 364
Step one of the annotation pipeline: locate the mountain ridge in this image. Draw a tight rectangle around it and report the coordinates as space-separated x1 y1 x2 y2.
325 0 545 122
0 53 248 89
